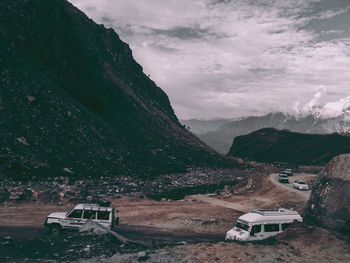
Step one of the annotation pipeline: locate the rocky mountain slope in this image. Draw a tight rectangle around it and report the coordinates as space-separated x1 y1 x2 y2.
228 128 350 165
304 154 350 233
0 0 232 180
193 112 350 154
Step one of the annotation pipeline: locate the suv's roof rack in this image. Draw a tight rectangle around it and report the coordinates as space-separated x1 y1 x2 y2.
251 208 298 216
77 203 113 211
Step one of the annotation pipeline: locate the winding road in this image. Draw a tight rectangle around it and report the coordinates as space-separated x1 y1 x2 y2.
188 173 315 212
0 173 316 244
269 173 312 199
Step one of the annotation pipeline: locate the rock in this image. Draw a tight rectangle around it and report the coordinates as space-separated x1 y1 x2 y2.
37 190 59 203
80 220 110 235
63 168 73 174
8 188 32 201
137 251 148 261
26 95 35 102
16 137 29 146
80 220 129 243
304 154 350 233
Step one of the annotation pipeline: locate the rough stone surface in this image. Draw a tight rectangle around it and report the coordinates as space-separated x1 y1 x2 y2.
1 0 236 181
80 220 110 236
80 220 129 244
304 154 350 233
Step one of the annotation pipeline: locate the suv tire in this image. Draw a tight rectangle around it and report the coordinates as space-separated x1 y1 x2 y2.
49 224 61 235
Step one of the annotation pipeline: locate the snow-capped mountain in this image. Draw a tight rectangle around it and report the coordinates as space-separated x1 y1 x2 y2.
192 111 350 154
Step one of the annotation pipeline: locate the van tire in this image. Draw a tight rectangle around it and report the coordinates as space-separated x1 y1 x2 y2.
49 224 61 235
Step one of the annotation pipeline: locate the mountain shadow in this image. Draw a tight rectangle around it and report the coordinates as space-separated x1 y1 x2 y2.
0 0 234 180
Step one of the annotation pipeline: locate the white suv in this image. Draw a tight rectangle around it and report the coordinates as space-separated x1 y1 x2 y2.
44 203 118 234
293 180 309 191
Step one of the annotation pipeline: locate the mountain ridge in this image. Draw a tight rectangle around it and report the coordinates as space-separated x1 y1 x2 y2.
0 0 233 180
182 112 350 154
228 128 350 165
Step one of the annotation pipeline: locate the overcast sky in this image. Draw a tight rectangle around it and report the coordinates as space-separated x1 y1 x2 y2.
70 0 350 119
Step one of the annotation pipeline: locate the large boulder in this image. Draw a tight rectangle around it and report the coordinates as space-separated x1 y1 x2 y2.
304 154 350 233
80 220 129 243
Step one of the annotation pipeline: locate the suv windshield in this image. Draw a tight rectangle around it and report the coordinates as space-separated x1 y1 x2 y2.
235 220 250 231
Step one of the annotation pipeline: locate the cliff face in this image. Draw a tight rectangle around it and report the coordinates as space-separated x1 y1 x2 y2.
0 0 229 180
227 128 350 165
304 154 350 233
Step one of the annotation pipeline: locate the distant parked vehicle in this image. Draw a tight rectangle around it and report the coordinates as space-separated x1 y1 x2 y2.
293 180 309 191
225 208 302 241
283 168 293 176
44 203 118 235
279 173 289 183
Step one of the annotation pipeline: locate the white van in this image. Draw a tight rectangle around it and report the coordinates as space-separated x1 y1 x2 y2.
225 208 302 241
44 203 118 234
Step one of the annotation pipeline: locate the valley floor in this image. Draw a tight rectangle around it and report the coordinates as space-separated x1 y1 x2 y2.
0 172 349 262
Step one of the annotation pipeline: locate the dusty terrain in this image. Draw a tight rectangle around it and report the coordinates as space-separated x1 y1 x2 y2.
1 172 349 262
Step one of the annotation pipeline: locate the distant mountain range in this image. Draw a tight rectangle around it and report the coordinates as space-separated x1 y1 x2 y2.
0 0 233 180
180 118 234 135
227 128 350 165
182 112 350 154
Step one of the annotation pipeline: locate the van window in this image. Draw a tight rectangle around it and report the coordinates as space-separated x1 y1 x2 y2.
264 224 280 232
250 225 261 235
282 223 291 230
97 211 110 220
235 220 250 231
67 209 83 219
83 210 96 219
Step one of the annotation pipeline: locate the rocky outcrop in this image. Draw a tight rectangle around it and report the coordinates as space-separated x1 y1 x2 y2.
304 154 350 233
227 128 350 165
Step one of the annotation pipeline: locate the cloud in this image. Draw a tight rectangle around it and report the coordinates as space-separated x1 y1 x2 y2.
302 86 327 113
69 0 350 119
316 6 350 20
320 96 350 118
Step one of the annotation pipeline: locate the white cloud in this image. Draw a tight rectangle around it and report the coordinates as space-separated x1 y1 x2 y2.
320 96 350 118
69 0 350 119
302 86 327 112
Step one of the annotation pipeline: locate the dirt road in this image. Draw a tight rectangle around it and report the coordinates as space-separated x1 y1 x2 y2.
0 173 317 244
0 199 235 244
270 173 314 198
1 172 349 263
190 173 316 214
187 194 251 212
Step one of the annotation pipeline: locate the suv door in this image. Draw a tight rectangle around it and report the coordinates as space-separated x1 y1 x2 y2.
65 209 83 229
96 210 111 228
82 209 97 225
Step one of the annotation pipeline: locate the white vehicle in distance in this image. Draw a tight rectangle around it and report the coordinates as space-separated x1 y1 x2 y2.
283 168 293 176
293 180 309 191
225 208 302 242
44 203 118 234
